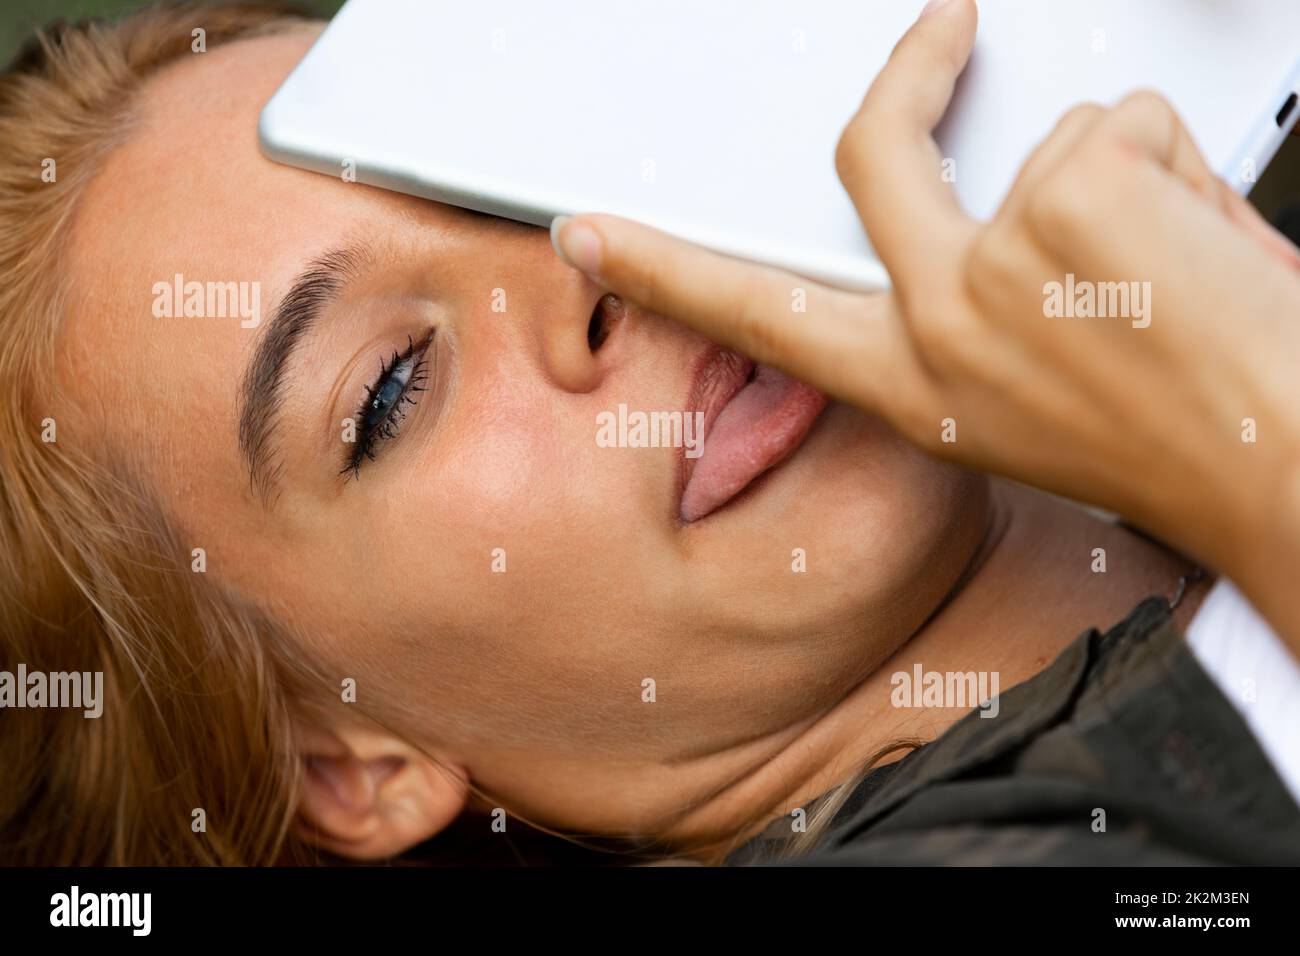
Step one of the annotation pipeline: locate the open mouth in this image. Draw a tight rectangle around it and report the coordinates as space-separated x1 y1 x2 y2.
679 346 827 523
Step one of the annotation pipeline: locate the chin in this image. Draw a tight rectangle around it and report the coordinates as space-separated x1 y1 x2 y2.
695 402 964 535
678 404 986 635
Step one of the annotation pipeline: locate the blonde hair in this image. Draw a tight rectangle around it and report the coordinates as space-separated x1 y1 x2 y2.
0 0 898 866
0 0 337 866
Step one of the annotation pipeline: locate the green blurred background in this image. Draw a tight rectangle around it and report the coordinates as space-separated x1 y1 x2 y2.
2 0 1297 223
0 0 343 61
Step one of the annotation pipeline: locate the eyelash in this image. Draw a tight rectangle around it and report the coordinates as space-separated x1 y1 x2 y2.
342 330 435 480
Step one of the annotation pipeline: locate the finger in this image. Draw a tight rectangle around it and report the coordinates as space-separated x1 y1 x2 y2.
1103 90 1226 202
835 0 980 291
995 102 1107 224
1028 123 1297 346
1100 92 1300 269
550 212 907 403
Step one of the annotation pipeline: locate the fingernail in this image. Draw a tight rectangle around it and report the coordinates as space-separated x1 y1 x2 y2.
919 0 956 18
550 215 603 276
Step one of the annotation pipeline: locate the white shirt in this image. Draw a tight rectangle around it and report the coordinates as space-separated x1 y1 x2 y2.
1185 578 1300 805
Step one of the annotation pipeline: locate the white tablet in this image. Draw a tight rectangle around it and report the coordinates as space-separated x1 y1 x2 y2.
259 0 1300 291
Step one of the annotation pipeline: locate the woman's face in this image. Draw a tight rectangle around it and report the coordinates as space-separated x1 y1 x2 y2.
59 30 987 832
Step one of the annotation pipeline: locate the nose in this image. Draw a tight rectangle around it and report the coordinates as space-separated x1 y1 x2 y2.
535 269 625 394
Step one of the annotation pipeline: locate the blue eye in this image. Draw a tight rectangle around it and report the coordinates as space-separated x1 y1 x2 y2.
343 331 434 479
363 367 412 429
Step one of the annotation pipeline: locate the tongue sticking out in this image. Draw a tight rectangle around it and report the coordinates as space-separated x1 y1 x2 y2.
680 365 827 523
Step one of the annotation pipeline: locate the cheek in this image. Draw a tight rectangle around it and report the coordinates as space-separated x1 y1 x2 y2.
451 408 550 513
359 397 626 719
391 381 584 625
393 377 665 649
436 375 575 523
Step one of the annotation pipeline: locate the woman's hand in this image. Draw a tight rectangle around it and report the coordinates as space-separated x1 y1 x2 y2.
550 0 1300 650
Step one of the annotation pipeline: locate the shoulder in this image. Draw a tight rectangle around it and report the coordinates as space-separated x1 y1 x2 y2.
737 593 1300 866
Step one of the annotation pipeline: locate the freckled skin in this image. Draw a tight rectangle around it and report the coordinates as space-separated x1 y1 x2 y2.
56 29 988 837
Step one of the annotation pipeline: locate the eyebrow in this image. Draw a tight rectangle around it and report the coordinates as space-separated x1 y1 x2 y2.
238 243 370 506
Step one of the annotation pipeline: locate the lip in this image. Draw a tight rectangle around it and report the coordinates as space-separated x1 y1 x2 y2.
677 344 755 517
676 339 831 523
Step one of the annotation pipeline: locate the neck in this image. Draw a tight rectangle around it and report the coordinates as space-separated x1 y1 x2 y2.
666 480 1205 861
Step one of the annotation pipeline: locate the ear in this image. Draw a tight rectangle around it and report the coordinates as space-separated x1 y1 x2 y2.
294 721 469 860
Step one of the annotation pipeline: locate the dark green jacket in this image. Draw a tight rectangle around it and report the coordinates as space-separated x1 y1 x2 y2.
729 596 1300 865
